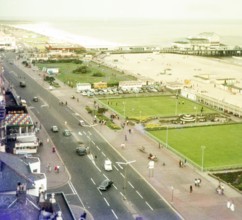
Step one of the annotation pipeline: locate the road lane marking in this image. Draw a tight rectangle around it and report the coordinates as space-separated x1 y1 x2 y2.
136 190 143 199
113 165 119 171
111 209 118 219
41 104 49 108
120 173 125 178
104 197 110 206
88 131 92 136
78 131 82 136
119 192 126 200
91 178 96 185
103 174 108 179
91 140 95 145
65 193 76 196
145 201 153 210
102 152 106 157
113 184 117 190
68 181 77 194
96 145 100 150
128 182 134 188
117 163 123 170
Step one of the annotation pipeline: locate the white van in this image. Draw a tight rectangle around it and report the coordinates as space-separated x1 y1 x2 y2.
20 99 27 107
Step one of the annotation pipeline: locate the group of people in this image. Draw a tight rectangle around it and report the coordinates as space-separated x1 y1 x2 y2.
194 178 202 187
216 183 225 195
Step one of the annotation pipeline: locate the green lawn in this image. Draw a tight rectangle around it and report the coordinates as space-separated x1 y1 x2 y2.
101 96 215 118
150 124 242 170
36 61 136 85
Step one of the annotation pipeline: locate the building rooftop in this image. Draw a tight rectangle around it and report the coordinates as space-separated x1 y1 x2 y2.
0 152 36 192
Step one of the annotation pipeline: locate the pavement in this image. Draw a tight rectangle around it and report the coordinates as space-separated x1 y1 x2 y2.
15 60 242 220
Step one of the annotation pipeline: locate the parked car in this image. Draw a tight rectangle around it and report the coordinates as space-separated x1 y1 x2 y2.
76 146 89 156
104 159 112 171
98 179 113 191
79 120 85 126
19 81 26 87
63 129 71 136
51 125 59 132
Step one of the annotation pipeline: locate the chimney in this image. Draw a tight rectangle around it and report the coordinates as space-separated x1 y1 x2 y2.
16 182 27 204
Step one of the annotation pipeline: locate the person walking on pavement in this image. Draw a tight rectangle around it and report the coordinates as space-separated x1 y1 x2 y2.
190 185 193 193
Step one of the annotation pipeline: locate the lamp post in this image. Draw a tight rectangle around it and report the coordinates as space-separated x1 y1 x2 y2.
171 186 174 203
201 145 206 172
123 101 126 120
116 160 136 199
194 106 197 124
175 93 178 115
166 125 169 148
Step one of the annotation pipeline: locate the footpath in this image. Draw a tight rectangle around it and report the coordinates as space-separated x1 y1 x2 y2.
16 61 242 220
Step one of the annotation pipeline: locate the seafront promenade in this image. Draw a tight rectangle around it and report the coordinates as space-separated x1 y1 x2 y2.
14 59 242 220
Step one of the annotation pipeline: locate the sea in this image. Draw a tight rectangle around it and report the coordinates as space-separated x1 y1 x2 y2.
2 18 242 48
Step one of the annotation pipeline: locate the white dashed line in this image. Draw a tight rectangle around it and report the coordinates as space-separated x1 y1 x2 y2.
136 190 143 199
90 178 96 185
145 201 153 210
104 197 110 206
111 209 118 219
128 181 134 188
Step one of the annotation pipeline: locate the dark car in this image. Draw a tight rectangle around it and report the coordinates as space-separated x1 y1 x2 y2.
63 129 71 136
33 96 38 102
20 81 26 87
98 179 113 191
76 146 89 156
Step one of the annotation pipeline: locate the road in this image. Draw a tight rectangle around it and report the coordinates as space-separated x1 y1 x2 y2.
2 51 180 220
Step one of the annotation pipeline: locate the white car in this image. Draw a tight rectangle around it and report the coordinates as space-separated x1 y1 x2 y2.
104 159 112 171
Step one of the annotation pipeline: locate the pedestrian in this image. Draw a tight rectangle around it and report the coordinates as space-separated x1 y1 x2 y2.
47 163 51 172
57 166 60 173
52 147 56 153
125 134 128 141
128 129 131 134
190 185 193 193
194 178 198 187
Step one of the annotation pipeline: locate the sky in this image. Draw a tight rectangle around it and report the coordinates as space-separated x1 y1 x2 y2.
0 0 242 20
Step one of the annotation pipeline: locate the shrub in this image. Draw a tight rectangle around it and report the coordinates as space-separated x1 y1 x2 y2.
92 72 104 77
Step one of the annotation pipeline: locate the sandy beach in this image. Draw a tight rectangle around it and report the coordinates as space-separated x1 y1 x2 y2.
101 53 242 108
102 53 242 83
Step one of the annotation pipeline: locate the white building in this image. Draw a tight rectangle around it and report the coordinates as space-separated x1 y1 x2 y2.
0 33 17 50
119 81 144 90
76 83 92 92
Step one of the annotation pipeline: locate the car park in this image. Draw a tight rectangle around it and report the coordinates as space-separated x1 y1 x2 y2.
63 129 71 136
104 159 112 171
51 125 59 132
76 146 89 156
98 179 113 191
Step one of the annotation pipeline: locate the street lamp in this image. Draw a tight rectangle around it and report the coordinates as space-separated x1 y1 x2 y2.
116 160 136 199
175 93 178 115
201 145 206 172
166 125 169 148
123 101 126 120
171 186 174 203
194 106 197 124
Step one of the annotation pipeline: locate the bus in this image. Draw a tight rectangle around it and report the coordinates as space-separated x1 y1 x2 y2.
13 142 39 154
